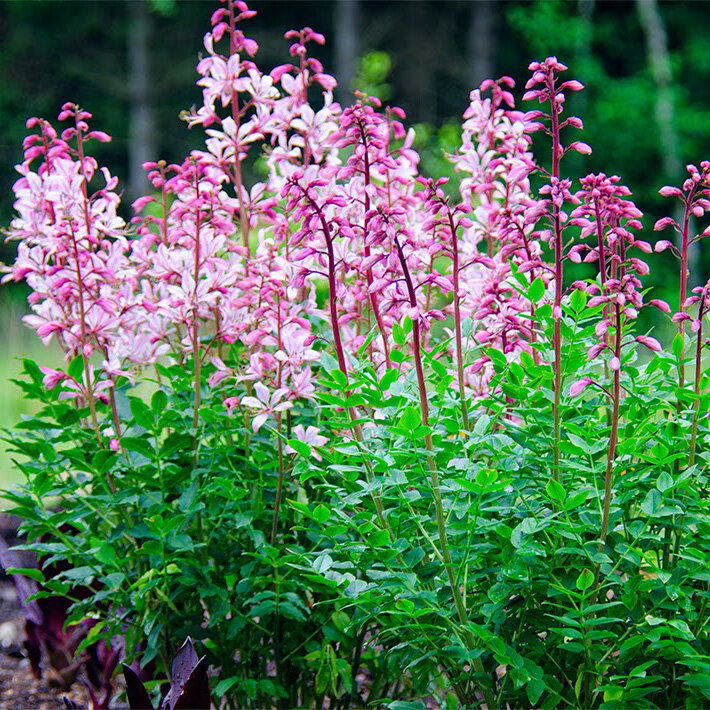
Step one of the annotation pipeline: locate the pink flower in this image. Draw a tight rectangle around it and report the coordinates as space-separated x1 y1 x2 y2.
286 424 328 460
40 367 66 390
241 382 293 433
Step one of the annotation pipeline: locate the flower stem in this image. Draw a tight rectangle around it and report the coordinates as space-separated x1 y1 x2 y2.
394 233 497 709
447 207 470 430
598 302 621 554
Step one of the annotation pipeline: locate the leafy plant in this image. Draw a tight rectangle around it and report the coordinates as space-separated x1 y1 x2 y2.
2 1 710 708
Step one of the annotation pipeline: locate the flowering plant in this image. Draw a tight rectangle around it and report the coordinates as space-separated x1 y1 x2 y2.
3 2 710 708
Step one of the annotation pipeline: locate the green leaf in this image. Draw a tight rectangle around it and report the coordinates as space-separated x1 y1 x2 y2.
91 449 117 474
129 398 154 430
121 437 155 459
214 677 241 697
76 620 107 654
379 369 398 391
642 489 661 515
455 478 479 493
312 504 331 524
671 333 684 359
151 389 168 414
398 406 421 431
7 567 44 583
320 352 339 374
392 323 407 346
546 478 566 502
286 439 311 458
529 277 545 304
565 490 589 510
656 471 674 492
331 369 349 390
368 529 390 547
67 354 84 381
570 288 587 312
526 677 546 706
576 568 594 591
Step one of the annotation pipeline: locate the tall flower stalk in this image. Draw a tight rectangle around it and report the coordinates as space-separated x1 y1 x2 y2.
523 58 588 482
570 173 663 553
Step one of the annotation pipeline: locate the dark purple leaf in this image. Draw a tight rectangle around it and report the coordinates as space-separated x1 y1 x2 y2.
161 638 210 710
86 637 125 710
123 663 155 710
171 656 210 710
24 620 42 678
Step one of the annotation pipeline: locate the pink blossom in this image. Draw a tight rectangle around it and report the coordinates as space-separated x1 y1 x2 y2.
286 424 328 460
241 382 293 433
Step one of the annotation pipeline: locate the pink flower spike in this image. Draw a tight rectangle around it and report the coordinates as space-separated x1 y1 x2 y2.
109 439 121 452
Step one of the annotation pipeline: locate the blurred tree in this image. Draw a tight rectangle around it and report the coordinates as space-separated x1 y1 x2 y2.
469 0 496 90
1 0 710 306
127 0 155 200
637 0 699 285
334 0 360 105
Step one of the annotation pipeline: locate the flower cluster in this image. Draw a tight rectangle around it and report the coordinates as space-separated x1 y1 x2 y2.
9 1 680 443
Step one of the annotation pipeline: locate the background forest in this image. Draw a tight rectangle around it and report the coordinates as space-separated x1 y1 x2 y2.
3 0 710 299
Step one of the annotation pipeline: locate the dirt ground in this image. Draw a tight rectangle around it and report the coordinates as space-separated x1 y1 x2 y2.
0 579 93 709
0 514 93 710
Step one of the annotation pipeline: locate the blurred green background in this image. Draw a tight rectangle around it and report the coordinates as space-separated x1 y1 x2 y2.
1 0 710 493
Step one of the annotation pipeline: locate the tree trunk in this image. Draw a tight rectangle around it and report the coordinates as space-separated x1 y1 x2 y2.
127 0 156 201
468 0 495 90
637 0 699 284
334 0 360 105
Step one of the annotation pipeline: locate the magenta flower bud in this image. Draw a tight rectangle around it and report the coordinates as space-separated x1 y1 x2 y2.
649 299 671 313
569 378 593 397
635 335 662 352
88 130 112 143
595 320 609 338
658 185 683 197
568 141 592 155
654 217 676 231
610 356 621 371
587 343 606 360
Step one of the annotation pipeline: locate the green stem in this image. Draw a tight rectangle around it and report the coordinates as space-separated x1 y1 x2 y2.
394 233 497 709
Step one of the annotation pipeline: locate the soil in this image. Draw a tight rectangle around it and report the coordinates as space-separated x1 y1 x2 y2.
0 514 91 710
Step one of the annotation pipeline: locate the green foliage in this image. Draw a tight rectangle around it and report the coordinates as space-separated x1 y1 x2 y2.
5 282 710 707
